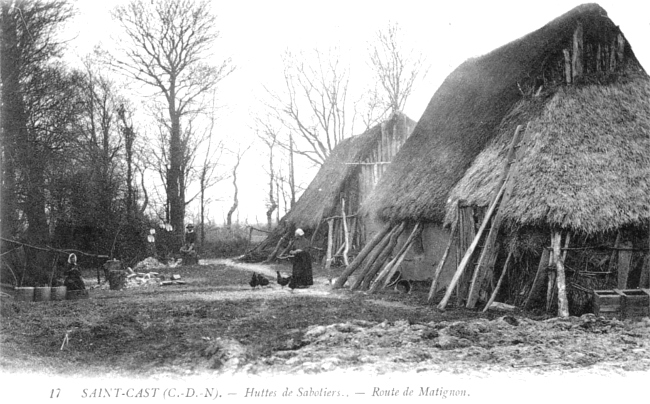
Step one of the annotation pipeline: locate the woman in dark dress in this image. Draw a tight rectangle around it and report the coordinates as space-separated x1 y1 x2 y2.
289 228 313 288
64 253 86 291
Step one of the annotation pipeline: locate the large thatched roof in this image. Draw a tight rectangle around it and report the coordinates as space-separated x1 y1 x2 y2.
283 112 415 229
446 77 650 234
364 3 647 230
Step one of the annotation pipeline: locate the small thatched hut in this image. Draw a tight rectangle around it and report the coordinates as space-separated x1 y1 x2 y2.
339 4 650 315
247 112 416 267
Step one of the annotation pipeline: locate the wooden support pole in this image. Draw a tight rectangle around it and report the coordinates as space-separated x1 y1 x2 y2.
596 43 602 72
466 125 524 308
456 207 476 306
640 230 650 288
341 199 350 266
617 240 634 289
616 33 626 66
606 231 621 284
437 181 507 310
358 223 404 290
609 40 617 71
332 242 346 257
333 223 391 289
310 219 323 247
552 231 570 317
563 49 572 84
380 223 422 288
523 248 551 310
350 224 403 290
482 250 513 312
545 250 557 313
428 219 458 302
265 233 288 263
349 217 357 251
369 222 422 292
324 219 335 274
572 23 584 81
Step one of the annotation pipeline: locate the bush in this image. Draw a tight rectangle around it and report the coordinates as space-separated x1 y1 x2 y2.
199 224 261 259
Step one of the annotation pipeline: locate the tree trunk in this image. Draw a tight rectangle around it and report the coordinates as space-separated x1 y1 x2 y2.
167 102 184 248
266 147 277 231
289 133 296 208
0 8 20 238
226 158 240 229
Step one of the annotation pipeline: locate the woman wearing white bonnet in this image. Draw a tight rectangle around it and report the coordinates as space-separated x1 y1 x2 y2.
289 228 313 288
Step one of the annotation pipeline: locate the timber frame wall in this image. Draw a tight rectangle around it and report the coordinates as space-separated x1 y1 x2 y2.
319 114 415 267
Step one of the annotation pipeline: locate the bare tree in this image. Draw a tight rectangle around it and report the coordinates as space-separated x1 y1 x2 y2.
111 0 234 245
369 22 429 116
265 48 356 166
225 145 250 230
254 117 281 231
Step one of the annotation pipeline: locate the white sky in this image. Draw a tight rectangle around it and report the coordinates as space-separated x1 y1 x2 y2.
63 0 650 226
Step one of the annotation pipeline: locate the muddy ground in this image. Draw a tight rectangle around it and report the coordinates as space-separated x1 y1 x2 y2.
1 259 649 383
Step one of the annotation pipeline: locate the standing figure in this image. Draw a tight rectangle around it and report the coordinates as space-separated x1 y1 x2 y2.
289 228 313 288
180 223 198 264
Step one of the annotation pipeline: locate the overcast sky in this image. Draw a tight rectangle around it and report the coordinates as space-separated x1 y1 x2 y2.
64 0 650 226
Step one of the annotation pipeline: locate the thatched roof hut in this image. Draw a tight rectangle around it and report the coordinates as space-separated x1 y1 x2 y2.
246 112 415 262
364 3 648 230
284 111 415 230
342 4 649 314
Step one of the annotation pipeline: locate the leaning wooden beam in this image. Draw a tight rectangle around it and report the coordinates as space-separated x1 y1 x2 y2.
467 125 525 308
437 181 507 310
341 199 350 266
358 223 405 291
552 231 570 317
332 223 391 289
523 248 551 310
381 222 422 288
265 233 288 263
482 250 513 312
350 224 403 291
369 222 422 292
428 219 458 302
310 219 323 247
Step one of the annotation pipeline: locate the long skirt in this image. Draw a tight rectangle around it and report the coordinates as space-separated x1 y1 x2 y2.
290 251 313 288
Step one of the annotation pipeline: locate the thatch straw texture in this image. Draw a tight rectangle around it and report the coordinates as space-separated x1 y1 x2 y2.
364 3 644 225
447 78 650 234
283 112 415 229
